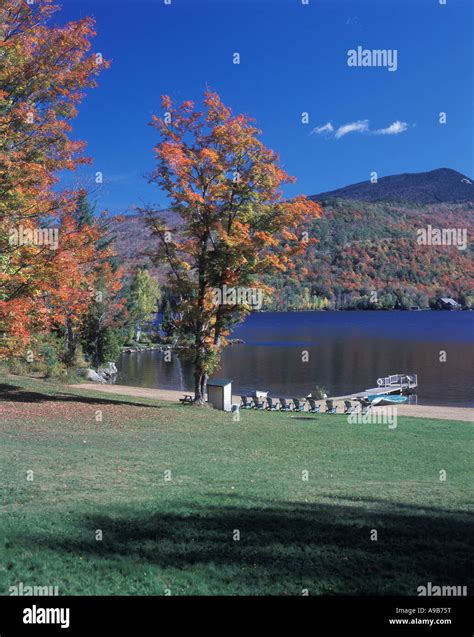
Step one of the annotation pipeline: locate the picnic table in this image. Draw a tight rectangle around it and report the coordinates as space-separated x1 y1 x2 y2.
179 394 193 404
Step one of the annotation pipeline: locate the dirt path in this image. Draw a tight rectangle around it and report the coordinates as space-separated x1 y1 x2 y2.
70 383 473 423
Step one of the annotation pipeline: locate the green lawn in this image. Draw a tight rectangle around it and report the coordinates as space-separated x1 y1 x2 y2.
1 374 472 596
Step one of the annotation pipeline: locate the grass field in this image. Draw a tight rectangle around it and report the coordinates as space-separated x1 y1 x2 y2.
1 374 473 596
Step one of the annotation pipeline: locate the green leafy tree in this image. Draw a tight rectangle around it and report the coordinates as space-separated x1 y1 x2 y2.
127 269 161 342
81 265 126 369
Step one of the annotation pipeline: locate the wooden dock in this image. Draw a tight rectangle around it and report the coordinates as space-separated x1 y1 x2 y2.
330 385 404 401
329 373 418 401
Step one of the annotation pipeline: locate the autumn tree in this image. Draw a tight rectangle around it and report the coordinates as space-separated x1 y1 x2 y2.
141 91 321 404
54 191 121 366
0 0 108 359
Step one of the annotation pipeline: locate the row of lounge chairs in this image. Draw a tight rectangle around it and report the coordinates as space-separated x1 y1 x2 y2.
240 396 373 415
240 395 317 411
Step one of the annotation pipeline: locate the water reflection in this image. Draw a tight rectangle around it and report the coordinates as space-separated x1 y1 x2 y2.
117 312 474 407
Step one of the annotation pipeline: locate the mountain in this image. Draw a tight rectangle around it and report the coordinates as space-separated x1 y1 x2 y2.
112 168 474 310
311 168 474 204
112 210 176 280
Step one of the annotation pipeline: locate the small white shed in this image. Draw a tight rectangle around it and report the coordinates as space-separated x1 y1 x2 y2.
207 379 233 411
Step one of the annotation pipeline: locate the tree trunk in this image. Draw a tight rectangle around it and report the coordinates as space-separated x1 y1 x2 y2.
200 372 208 402
194 368 207 405
193 228 210 405
65 315 76 366
193 335 208 405
94 327 100 371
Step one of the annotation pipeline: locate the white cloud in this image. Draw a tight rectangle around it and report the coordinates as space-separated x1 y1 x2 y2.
311 118 410 139
311 122 334 135
373 120 409 135
334 119 369 139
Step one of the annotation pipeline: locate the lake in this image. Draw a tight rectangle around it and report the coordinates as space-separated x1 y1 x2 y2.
116 311 474 407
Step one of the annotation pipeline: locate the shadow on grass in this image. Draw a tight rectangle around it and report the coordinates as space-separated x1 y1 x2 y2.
0 383 158 409
19 497 474 594
317 493 473 516
290 416 319 421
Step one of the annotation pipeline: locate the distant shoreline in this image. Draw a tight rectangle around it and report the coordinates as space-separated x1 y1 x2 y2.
251 308 471 313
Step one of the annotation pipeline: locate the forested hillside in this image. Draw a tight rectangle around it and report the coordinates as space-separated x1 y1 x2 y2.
266 199 473 310
113 197 473 310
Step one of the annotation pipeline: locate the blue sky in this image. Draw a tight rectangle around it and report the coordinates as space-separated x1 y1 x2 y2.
57 0 473 214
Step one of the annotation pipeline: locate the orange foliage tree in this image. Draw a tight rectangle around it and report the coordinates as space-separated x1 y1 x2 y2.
0 0 109 359
142 91 321 404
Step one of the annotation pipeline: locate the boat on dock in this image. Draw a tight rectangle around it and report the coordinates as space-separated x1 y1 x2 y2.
367 394 408 406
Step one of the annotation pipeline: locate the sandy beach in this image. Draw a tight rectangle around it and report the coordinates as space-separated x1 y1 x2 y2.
70 383 473 423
